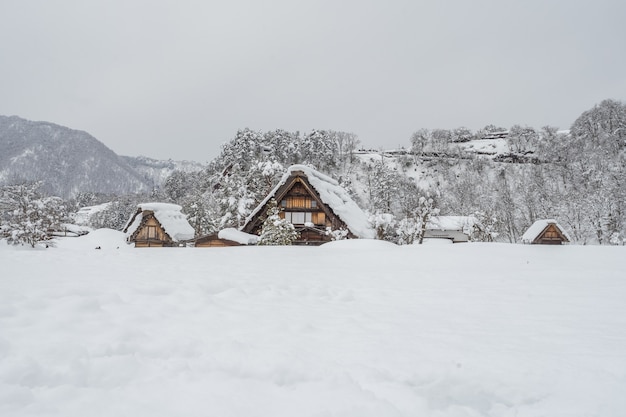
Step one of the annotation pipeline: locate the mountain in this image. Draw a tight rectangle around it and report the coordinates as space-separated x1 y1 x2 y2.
0 115 204 198
120 155 206 189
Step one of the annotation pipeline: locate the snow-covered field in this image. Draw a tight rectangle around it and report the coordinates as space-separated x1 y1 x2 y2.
1 231 625 416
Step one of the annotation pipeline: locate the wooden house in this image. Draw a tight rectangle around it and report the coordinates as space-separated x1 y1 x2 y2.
123 203 195 247
242 165 375 245
521 219 571 245
195 228 259 247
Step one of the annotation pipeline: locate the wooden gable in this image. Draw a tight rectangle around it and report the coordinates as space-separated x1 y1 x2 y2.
532 223 570 245
125 209 175 247
242 170 352 245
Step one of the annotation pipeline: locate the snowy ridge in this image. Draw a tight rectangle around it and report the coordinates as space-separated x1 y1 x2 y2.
125 202 195 242
521 219 571 243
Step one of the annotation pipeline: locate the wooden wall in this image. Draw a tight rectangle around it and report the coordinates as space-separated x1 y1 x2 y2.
132 214 173 247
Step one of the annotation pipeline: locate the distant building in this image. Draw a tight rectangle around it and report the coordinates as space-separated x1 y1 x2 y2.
123 203 194 247
521 219 571 245
481 130 509 140
424 216 473 243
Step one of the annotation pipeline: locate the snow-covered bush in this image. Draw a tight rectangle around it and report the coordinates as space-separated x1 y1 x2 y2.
257 199 299 245
369 212 397 241
396 217 421 245
326 227 349 241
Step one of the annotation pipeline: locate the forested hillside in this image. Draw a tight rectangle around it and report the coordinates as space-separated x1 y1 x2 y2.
2 99 625 245
113 99 623 245
0 115 155 197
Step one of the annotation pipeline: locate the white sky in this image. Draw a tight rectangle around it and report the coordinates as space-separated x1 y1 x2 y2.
1 0 625 161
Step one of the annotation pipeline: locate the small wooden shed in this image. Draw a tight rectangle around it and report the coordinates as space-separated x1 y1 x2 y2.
425 216 473 243
521 219 571 245
123 203 195 247
195 228 259 247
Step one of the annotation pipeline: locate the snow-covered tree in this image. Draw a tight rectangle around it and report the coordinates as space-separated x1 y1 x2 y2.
257 199 299 245
396 217 421 245
410 128 430 160
508 125 539 154
451 127 473 143
414 195 440 244
366 160 399 214
470 210 500 242
369 212 397 241
326 227 349 241
0 182 68 247
88 195 141 230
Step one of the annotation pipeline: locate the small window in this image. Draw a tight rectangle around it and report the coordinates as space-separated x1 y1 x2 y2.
291 212 305 224
311 200 317 208
281 200 287 207
147 225 157 239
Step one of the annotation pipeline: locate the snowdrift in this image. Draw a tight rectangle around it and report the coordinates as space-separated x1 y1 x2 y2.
1 236 625 416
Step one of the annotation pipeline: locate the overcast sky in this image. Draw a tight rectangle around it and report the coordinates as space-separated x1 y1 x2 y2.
1 1 625 162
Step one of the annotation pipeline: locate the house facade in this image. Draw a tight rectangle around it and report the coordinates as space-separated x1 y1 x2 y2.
123 203 194 247
521 219 571 245
242 165 375 245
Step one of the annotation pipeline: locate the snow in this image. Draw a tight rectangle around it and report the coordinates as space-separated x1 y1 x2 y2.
51 223 91 238
246 165 376 239
521 219 571 243
457 138 509 156
428 216 475 231
124 202 195 242
1 236 626 416
73 202 111 225
218 227 259 245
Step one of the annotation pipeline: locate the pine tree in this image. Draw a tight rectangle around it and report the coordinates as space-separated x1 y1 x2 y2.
257 199 299 245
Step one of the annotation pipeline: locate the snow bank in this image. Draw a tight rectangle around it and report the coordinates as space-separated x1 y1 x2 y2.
320 238 396 250
55 228 130 250
1 243 626 416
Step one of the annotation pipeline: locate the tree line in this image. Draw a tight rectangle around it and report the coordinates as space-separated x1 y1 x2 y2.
1 99 624 246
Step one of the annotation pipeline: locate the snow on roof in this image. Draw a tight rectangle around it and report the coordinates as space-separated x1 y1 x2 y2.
428 216 475 231
521 219 571 243
125 202 195 242
246 165 376 239
218 228 259 245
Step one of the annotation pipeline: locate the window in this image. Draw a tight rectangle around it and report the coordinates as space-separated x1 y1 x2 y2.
147 225 157 239
284 212 312 225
